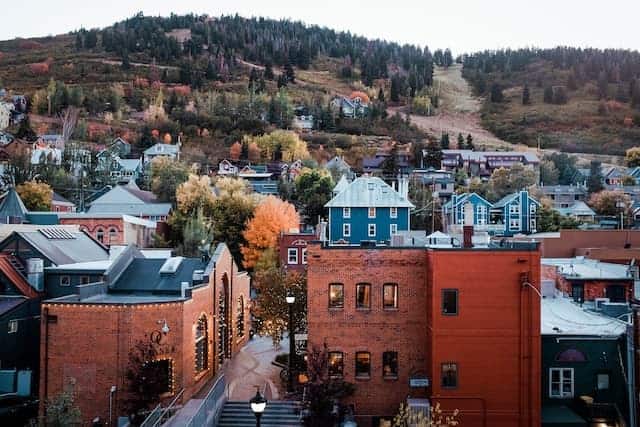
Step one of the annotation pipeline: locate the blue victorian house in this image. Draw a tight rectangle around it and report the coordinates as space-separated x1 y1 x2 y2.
492 191 540 236
443 193 493 227
325 176 414 244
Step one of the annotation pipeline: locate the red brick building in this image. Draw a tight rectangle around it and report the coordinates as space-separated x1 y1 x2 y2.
278 232 317 272
307 243 541 427
39 243 250 425
58 213 156 247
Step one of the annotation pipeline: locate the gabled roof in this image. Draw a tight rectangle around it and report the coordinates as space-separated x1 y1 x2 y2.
493 192 540 209
0 187 28 219
144 143 179 155
325 176 414 208
333 175 350 195
555 201 595 217
444 192 492 210
52 192 75 206
326 156 352 171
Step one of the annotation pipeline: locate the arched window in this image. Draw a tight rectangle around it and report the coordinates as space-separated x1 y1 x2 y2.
96 228 104 243
109 227 118 243
236 296 245 338
555 348 587 362
195 315 208 374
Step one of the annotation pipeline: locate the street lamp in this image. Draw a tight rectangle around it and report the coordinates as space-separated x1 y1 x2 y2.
249 388 267 427
286 292 295 393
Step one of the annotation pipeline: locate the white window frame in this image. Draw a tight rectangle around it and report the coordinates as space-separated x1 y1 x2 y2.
368 224 376 237
8 319 18 334
368 207 376 218
60 275 71 287
509 203 520 215
287 248 298 264
390 207 398 218
549 367 574 398
343 223 351 237
301 248 307 265
509 218 520 230
390 224 398 235
343 207 351 218
476 205 486 225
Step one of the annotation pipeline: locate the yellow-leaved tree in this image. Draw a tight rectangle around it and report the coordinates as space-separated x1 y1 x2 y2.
16 181 53 211
176 174 215 216
241 196 299 269
246 130 310 162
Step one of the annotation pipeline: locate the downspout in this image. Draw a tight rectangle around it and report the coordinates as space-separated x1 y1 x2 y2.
42 306 49 414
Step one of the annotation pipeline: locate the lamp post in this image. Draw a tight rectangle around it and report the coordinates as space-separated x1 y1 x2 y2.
249 388 267 427
286 292 296 393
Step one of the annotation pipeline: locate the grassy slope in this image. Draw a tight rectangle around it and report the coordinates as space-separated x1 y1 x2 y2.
477 60 640 156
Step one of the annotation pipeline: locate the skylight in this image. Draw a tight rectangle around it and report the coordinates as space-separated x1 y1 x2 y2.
159 256 184 274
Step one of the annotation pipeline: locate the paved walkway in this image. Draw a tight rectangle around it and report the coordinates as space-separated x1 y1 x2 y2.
224 335 287 401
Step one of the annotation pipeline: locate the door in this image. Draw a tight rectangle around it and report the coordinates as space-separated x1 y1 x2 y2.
607 285 626 302
571 284 584 303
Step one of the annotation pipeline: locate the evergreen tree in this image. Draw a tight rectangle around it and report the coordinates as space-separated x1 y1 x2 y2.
465 134 474 150
440 133 450 149
75 32 84 50
277 74 288 89
587 160 604 194
284 62 295 83
121 51 131 70
543 86 553 103
390 75 402 103
15 116 37 141
522 84 531 105
423 140 443 169
378 87 385 103
457 133 465 149
489 83 503 102
264 63 274 80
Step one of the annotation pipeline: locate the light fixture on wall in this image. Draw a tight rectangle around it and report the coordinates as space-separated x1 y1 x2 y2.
158 319 170 334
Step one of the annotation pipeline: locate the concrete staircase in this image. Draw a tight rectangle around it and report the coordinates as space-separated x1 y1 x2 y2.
217 400 302 427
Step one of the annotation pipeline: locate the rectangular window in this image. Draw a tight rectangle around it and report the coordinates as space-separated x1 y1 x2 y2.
390 224 398 235
510 219 520 230
287 248 298 264
441 362 458 388
343 207 351 218
390 207 398 218
383 283 398 309
343 223 351 237
329 283 344 309
355 352 371 378
301 248 307 265
8 319 18 334
596 373 610 390
383 351 398 378
60 275 71 287
147 359 172 394
442 289 458 315
80 276 90 285
356 283 371 309
368 224 376 237
368 207 376 218
549 368 574 398
509 203 520 214
328 352 344 378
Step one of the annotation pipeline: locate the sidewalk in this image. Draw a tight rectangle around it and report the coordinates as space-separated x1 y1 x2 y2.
223 334 287 401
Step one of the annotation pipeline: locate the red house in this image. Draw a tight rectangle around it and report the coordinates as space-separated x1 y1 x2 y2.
278 231 317 272
307 243 541 427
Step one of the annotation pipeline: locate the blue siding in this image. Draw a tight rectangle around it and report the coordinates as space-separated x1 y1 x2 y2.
501 191 539 236
329 207 409 243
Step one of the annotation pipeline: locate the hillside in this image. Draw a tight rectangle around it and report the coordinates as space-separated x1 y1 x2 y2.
462 48 640 156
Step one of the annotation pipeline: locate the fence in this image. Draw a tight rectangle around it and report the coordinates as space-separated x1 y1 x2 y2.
185 374 227 427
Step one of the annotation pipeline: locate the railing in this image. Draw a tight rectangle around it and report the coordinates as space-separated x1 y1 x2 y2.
139 389 184 427
139 404 162 427
185 374 227 427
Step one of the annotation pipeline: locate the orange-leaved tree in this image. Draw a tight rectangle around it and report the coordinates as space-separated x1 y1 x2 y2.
241 196 299 269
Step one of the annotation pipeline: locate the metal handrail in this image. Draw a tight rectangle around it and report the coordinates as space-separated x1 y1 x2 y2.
152 388 185 427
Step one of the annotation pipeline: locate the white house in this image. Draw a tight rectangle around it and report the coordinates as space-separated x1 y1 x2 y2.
143 143 180 164
0 102 14 130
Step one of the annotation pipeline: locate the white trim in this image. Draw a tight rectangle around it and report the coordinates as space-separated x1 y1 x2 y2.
343 223 351 237
343 207 351 218
390 207 398 218
301 248 307 264
368 223 376 237
60 275 71 287
549 367 574 398
287 248 298 264
8 319 18 334
368 207 376 218
390 223 398 235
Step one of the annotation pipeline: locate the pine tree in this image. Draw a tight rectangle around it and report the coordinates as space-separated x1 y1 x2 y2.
466 134 474 150
440 133 450 149
457 133 464 149
543 86 553 103
587 160 604 194
264 63 274 80
490 83 504 103
378 87 385 103
522 84 531 105
121 51 131 70
284 62 295 84
75 32 83 50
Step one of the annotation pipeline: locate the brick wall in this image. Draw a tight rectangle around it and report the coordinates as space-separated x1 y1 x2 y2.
59 217 124 246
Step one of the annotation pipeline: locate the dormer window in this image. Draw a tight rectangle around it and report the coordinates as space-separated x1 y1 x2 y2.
368 207 376 218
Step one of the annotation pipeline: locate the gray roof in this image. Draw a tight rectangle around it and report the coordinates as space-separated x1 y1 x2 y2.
0 296 27 316
116 158 141 171
325 176 415 208
52 192 74 206
555 201 595 217
0 188 28 220
144 143 180 156
111 257 206 293
332 175 350 195
88 203 171 217
539 185 586 195
16 229 109 266
441 149 539 163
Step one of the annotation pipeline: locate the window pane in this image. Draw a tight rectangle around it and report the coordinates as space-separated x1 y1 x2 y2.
551 383 560 396
383 284 398 309
442 289 458 315
383 351 398 377
329 284 344 308
356 283 371 309
597 373 609 390
441 363 458 388
551 370 560 382
355 352 371 377
328 352 344 377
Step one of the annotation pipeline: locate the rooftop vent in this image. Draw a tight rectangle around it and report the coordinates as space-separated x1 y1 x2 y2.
159 256 184 275
39 228 75 240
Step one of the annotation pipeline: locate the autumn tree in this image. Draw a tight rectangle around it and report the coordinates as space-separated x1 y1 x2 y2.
247 130 310 162
537 204 582 232
16 181 52 211
625 147 640 167
176 174 215 216
392 402 459 427
589 190 632 219
229 142 242 161
241 196 299 269
488 164 536 200
252 248 307 345
149 157 190 204
45 391 82 427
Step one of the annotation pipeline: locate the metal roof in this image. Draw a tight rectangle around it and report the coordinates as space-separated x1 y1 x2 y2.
542 258 631 280
15 229 109 266
555 201 595 217
0 187 28 220
110 257 206 293
325 176 414 208
541 296 627 336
